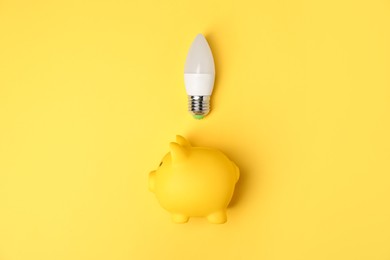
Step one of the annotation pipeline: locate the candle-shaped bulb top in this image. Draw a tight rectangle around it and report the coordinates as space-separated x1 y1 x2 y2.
184 34 215 119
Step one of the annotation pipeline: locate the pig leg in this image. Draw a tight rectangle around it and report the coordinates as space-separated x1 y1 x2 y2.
207 210 227 224
171 214 189 223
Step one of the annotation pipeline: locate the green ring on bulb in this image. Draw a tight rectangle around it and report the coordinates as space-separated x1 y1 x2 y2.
193 115 204 120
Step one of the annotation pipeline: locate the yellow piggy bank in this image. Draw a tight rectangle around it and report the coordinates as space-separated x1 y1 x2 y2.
149 135 239 224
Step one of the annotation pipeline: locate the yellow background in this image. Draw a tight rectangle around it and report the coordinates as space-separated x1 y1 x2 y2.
0 0 389 259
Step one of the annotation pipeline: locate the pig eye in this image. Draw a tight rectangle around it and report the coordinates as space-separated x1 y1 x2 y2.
159 161 163 167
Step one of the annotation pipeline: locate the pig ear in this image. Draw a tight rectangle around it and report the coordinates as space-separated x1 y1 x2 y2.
176 135 192 148
169 142 188 163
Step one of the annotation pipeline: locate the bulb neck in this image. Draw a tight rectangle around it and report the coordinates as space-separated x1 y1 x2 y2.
188 95 210 119
184 73 215 96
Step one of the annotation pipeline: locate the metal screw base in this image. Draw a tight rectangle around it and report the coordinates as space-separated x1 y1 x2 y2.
188 95 210 119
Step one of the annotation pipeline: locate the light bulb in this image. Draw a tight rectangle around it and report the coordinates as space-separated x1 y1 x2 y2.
184 34 215 119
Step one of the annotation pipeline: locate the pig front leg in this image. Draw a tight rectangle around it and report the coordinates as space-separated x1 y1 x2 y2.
171 214 190 223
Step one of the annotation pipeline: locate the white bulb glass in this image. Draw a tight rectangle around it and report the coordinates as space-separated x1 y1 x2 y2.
184 34 215 119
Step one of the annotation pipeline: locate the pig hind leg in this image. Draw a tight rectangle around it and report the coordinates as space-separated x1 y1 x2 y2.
207 210 227 224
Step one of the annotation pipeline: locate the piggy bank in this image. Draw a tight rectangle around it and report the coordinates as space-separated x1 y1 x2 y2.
149 135 239 224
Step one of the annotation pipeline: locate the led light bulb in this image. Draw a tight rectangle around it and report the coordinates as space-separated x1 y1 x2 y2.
184 34 215 119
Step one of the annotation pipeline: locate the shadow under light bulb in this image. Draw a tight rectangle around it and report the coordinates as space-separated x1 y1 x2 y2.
184 34 215 119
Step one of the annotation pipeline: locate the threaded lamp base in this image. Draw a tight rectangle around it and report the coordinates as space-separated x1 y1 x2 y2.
188 95 210 119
